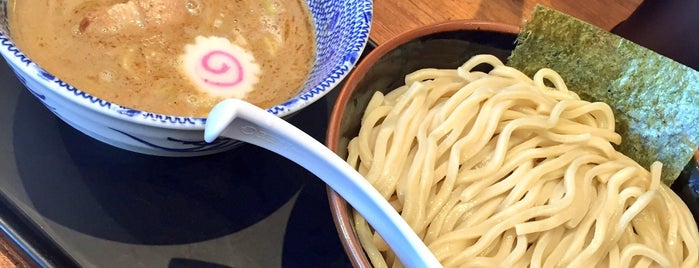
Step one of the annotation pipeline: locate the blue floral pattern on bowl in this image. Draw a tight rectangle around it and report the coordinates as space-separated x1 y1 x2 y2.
272 0 372 115
0 0 373 156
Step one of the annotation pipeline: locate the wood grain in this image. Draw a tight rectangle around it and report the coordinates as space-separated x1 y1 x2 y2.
370 0 643 44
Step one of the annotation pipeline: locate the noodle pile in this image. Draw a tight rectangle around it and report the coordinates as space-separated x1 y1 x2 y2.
346 55 699 267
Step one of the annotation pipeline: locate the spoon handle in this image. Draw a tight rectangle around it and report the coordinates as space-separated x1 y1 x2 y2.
205 99 441 268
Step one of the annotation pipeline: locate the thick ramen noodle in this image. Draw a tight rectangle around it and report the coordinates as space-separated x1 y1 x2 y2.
9 0 316 116
346 54 699 267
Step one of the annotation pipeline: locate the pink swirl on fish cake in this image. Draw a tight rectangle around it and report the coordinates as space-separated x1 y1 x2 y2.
180 36 260 99
196 50 244 88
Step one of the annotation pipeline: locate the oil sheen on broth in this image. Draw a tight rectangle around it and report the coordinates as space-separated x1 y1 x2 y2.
8 0 316 117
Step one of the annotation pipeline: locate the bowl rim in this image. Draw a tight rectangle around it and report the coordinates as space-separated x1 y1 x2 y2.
0 0 373 130
324 19 520 267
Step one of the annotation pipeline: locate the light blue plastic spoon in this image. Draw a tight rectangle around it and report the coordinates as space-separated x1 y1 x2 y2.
204 99 441 268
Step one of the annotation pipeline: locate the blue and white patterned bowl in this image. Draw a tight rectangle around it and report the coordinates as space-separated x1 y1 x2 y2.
0 0 372 156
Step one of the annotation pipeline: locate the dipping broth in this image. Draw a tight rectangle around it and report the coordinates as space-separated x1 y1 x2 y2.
8 0 316 117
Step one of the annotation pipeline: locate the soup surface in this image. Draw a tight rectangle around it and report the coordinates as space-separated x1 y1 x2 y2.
9 0 316 117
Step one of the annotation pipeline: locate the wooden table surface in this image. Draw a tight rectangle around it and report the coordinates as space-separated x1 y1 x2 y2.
370 0 643 44
0 1 643 267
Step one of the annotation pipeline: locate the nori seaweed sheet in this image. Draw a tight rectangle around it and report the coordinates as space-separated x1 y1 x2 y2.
508 5 699 185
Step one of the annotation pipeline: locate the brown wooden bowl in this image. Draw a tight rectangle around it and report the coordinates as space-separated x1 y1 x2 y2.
324 20 520 267
323 18 699 268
